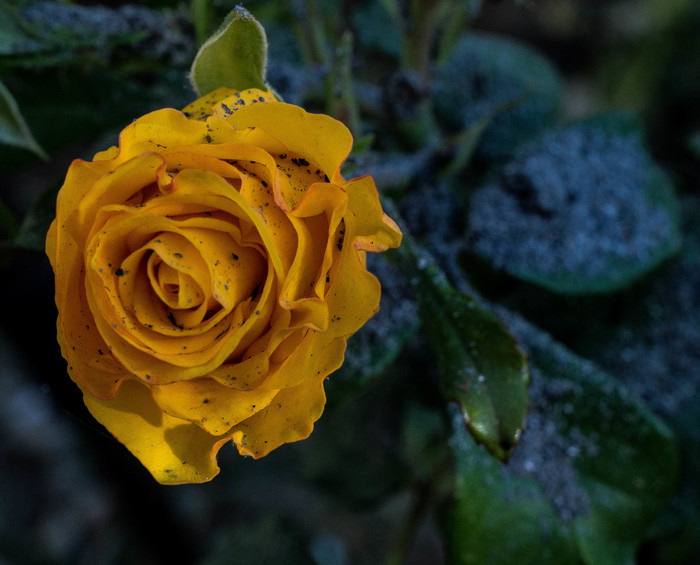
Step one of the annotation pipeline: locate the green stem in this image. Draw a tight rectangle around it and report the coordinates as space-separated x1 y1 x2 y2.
190 0 211 47
303 0 331 64
324 32 362 137
337 32 361 137
403 0 443 79
435 0 472 66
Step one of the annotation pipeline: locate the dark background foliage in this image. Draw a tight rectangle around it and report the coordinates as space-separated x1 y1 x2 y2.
1 1 699 564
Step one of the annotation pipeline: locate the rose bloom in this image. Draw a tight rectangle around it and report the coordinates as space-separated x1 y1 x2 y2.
46 87 401 484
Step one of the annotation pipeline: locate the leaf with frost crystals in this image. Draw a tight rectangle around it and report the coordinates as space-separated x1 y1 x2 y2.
444 308 678 565
466 115 681 294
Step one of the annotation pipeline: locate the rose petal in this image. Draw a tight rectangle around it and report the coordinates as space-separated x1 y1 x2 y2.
181 86 238 120
212 89 277 120
344 176 403 252
230 337 346 458
224 102 353 184
114 109 209 164
283 180 348 301
181 87 278 121
151 376 280 435
83 379 225 484
264 328 335 390
51 213 126 400
77 153 165 245
54 159 119 248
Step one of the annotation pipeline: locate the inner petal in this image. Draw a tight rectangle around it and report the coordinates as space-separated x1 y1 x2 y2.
151 260 202 310
181 226 268 312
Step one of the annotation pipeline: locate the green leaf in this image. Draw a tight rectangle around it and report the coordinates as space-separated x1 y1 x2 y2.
0 3 161 70
0 1 45 56
393 218 529 461
571 199 700 561
466 119 682 294
440 94 525 178
189 6 268 96
443 311 678 565
445 426 581 565
0 80 47 159
434 31 563 160
351 1 401 57
572 110 643 139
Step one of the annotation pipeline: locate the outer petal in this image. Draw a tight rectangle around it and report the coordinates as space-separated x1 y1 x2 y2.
54 158 117 247
262 331 323 389
225 101 353 183
52 203 126 400
324 237 382 338
151 376 279 436
82 379 225 484
77 153 165 244
343 176 403 252
321 175 403 338
181 87 276 120
181 86 238 120
46 219 57 269
113 109 209 165
230 337 346 458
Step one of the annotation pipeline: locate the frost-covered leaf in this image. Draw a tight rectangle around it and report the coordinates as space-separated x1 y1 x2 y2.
445 415 581 565
0 80 46 159
466 118 681 294
190 6 268 96
0 1 46 56
434 32 563 160
579 196 700 417
395 227 529 461
351 1 401 57
575 198 700 561
443 310 678 565
0 3 174 68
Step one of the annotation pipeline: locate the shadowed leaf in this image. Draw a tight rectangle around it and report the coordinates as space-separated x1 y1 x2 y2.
444 309 679 565
391 211 529 461
0 80 47 159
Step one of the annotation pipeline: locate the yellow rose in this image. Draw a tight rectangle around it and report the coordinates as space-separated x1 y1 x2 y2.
46 87 402 484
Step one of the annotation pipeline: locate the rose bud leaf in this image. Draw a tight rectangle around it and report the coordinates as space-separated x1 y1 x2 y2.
190 6 268 96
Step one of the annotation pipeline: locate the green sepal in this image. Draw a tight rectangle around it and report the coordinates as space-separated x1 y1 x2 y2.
189 6 268 96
